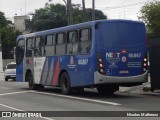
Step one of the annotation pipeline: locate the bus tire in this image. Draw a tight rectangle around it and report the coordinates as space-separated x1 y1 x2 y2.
28 72 37 90
60 72 72 95
37 84 44 89
97 85 118 95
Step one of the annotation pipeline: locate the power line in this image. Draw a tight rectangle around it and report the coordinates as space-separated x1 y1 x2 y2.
103 0 152 10
109 0 129 8
0 0 32 13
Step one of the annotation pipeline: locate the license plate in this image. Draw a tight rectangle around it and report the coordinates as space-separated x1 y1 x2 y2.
119 70 129 74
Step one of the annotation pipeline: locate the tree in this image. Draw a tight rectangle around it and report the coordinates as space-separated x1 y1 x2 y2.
0 11 8 28
25 4 67 32
0 11 20 59
25 3 107 32
139 1 160 33
72 4 107 24
0 27 20 59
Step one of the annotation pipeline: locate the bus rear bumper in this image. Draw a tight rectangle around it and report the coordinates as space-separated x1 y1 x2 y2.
94 71 148 85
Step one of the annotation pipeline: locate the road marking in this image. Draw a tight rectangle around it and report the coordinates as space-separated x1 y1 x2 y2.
0 104 54 120
0 91 30 96
0 104 23 111
1 86 10 89
31 91 121 106
0 90 121 105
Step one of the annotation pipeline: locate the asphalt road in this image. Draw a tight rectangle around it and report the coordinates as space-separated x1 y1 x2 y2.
0 79 160 120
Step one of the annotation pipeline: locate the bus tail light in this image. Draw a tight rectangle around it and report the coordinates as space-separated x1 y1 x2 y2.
142 57 148 73
97 53 106 75
121 50 127 53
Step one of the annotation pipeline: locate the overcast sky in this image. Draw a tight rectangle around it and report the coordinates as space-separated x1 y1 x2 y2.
0 0 155 21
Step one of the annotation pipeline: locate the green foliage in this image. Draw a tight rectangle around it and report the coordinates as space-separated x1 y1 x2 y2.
139 1 160 33
72 4 107 24
0 27 20 59
0 11 20 59
25 4 67 32
25 3 107 32
0 11 8 28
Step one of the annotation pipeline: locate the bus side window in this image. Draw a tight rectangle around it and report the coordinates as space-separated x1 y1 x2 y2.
56 33 66 55
26 38 34 57
79 28 91 54
73 43 78 54
16 39 25 65
34 37 40 57
44 35 55 56
34 37 44 57
67 31 78 54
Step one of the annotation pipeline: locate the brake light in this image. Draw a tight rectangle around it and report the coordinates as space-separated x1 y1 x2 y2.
144 63 147 67
99 63 103 68
97 53 106 75
142 57 148 73
121 50 127 53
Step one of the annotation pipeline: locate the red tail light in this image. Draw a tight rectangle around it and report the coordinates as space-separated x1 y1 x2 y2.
121 50 127 53
142 56 148 73
97 53 106 75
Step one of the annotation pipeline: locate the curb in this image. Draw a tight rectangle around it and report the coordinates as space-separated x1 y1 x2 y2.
143 84 151 92
120 82 151 94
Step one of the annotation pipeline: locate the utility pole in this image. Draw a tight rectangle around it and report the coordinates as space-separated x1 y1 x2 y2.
0 35 3 72
67 0 73 25
82 0 86 22
25 0 26 15
92 0 95 21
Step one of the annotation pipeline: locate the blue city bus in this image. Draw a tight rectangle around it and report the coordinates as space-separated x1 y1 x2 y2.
16 20 148 95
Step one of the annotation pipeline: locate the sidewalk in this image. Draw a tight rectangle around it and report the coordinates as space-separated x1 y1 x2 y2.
142 82 151 92
119 76 151 94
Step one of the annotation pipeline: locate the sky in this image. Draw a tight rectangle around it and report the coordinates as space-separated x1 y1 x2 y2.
0 0 155 21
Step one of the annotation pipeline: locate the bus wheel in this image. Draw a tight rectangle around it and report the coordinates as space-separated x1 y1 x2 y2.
28 72 37 90
97 85 118 95
60 72 72 95
37 84 44 89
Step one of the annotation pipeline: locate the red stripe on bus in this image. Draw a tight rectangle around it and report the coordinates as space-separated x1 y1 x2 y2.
52 58 60 86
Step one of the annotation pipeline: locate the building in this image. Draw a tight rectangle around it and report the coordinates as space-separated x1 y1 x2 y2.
14 15 30 34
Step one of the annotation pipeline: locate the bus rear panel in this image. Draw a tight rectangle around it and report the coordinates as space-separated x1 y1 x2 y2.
94 20 148 86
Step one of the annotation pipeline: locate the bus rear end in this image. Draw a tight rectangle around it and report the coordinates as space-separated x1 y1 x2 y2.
94 20 148 93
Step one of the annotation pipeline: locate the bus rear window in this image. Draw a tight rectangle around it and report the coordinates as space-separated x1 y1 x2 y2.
99 22 145 46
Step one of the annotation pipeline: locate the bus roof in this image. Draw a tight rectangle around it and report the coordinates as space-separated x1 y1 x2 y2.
17 19 144 40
